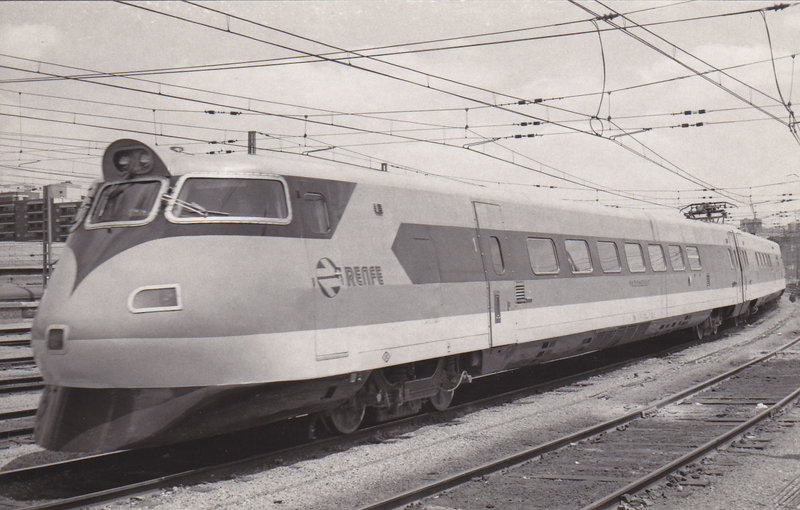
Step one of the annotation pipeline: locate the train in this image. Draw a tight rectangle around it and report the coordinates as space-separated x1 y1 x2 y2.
31 138 786 452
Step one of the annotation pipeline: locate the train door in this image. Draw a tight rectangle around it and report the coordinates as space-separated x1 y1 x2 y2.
732 232 748 302
472 201 515 347
296 179 348 361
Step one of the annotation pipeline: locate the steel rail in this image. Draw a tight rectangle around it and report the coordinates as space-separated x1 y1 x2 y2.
0 324 32 335
581 372 800 509
0 426 34 439
0 408 36 421
0 339 31 347
0 376 43 393
358 333 800 510
0 356 35 366
0 410 37 441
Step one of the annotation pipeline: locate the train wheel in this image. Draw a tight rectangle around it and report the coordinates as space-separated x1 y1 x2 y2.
324 399 366 435
428 388 455 411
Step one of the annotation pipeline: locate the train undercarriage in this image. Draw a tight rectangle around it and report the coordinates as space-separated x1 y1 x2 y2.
320 293 784 435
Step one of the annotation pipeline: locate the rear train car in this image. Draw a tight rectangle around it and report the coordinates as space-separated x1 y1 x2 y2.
32 139 785 451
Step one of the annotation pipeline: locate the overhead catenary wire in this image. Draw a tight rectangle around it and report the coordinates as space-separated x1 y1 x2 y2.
578 0 800 145
0 2 780 86
122 1 746 205
0 56 680 208
186 1 755 203
1 6 788 209
5 82 790 142
761 10 798 131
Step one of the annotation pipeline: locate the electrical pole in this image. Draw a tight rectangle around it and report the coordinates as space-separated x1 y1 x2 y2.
248 131 256 155
41 184 54 287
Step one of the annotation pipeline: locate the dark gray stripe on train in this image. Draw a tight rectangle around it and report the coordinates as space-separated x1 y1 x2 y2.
392 222 714 284
68 177 355 292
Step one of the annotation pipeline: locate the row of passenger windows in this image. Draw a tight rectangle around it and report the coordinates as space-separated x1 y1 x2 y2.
725 248 778 270
754 251 776 268
487 236 702 276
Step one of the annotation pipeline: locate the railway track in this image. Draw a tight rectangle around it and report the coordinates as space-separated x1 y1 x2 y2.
0 376 43 394
0 356 35 368
361 334 800 510
0 324 730 509
0 323 32 336
0 311 38 442
0 408 36 441
0 320 32 348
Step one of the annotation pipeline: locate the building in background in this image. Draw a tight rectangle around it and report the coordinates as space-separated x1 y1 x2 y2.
0 186 83 243
768 221 800 285
739 217 764 236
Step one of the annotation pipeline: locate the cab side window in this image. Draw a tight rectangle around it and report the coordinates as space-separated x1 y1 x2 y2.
303 193 330 234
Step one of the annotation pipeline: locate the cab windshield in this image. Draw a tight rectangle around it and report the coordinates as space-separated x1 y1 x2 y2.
87 180 164 226
168 177 289 223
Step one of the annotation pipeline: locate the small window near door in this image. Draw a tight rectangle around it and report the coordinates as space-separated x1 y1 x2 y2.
489 236 505 274
303 193 330 234
686 246 702 270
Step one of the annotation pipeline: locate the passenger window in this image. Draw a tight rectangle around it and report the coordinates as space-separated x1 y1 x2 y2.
668 245 685 271
565 239 593 274
686 246 702 270
624 243 646 273
597 241 621 273
303 193 330 234
648 244 667 272
489 236 505 274
526 237 559 275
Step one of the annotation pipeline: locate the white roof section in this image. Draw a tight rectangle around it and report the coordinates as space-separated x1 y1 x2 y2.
151 143 777 251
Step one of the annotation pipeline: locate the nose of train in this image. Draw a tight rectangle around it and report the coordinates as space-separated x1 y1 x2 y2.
32 235 311 389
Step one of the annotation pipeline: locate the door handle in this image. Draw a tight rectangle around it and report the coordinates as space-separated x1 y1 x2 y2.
494 291 501 323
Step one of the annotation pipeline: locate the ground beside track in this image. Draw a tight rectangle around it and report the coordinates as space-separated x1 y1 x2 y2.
82 297 800 510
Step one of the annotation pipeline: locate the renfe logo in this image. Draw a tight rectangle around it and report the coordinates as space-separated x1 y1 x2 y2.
316 258 343 298
315 258 384 298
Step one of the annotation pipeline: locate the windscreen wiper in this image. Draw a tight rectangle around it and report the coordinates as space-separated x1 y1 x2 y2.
162 195 230 217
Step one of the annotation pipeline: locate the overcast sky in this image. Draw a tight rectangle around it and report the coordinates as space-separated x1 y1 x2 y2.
1 1 799 225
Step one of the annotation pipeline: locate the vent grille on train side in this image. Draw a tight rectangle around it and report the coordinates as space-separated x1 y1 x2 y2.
515 281 531 304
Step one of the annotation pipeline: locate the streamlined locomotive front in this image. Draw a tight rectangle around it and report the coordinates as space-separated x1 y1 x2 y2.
31 140 350 451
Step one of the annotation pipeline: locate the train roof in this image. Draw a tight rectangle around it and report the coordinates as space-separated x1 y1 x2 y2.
151 144 779 252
